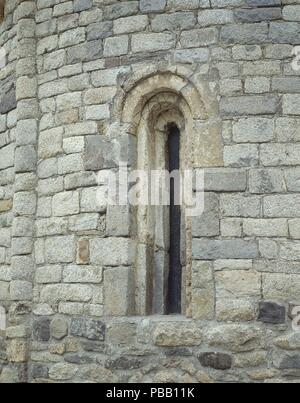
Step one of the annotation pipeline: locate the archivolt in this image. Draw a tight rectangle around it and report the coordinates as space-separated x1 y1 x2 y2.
117 71 212 135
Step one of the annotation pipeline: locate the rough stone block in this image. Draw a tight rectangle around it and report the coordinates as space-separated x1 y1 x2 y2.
221 194 261 217
202 168 247 192
140 0 166 13
199 352 233 370
249 169 286 194
90 238 134 266
104 267 135 316
153 321 202 347
216 270 261 299
132 33 175 53
45 236 75 264
193 239 259 260
233 118 274 143
70 317 105 340
33 318 51 342
258 302 286 325
192 193 220 237
220 96 279 116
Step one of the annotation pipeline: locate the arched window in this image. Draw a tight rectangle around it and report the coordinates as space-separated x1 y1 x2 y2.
134 93 189 316
116 71 223 318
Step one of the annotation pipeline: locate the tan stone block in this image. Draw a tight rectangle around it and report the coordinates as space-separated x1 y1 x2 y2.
216 299 256 322
76 239 90 265
153 321 202 347
216 270 261 299
104 267 134 316
7 339 27 363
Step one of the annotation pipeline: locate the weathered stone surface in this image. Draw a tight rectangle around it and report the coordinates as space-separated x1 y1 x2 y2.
258 302 286 324
192 193 219 237
41 284 93 304
206 324 263 352
1 0 300 385
193 239 259 260
274 333 300 351
216 270 261 299
192 261 214 320
70 317 105 341
203 169 247 192
0 86 16 114
275 354 300 370
153 322 202 347
33 318 51 342
104 267 134 316
50 318 68 340
7 340 27 363
216 299 256 322
220 96 279 116
105 357 141 370
199 353 233 370
90 238 134 266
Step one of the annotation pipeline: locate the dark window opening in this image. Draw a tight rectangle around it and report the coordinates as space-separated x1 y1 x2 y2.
0 1 4 22
166 123 182 314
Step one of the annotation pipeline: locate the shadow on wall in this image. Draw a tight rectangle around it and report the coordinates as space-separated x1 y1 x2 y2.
0 1 4 22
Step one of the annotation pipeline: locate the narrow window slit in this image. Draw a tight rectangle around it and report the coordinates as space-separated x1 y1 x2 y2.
166 123 182 314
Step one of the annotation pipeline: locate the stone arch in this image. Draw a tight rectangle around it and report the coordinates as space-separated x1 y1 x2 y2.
120 72 207 134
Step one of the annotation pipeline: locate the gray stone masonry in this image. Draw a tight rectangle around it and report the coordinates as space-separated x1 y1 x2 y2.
0 0 300 385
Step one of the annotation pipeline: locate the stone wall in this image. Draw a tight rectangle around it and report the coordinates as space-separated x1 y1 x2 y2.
0 0 17 382
0 0 300 383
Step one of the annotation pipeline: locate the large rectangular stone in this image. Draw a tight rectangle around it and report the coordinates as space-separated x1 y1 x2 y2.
224 144 259 167
284 168 300 192
63 265 102 284
41 284 92 303
283 94 300 115
249 169 286 194
0 143 14 170
260 144 300 166
52 191 80 217
114 15 148 34
234 8 281 23
198 10 233 26
104 267 134 316
45 236 75 263
216 270 261 299
221 194 261 217
276 118 300 142
289 219 300 239
90 238 134 266
192 193 220 237
263 273 300 301
264 195 300 217
269 22 300 44
283 5 300 22
272 78 300 93
233 118 274 143
131 33 175 53
104 1 139 19
243 219 288 237
220 96 279 116
193 239 259 260
279 241 300 261
181 27 218 47
201 168 247 192
220 23 269 44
